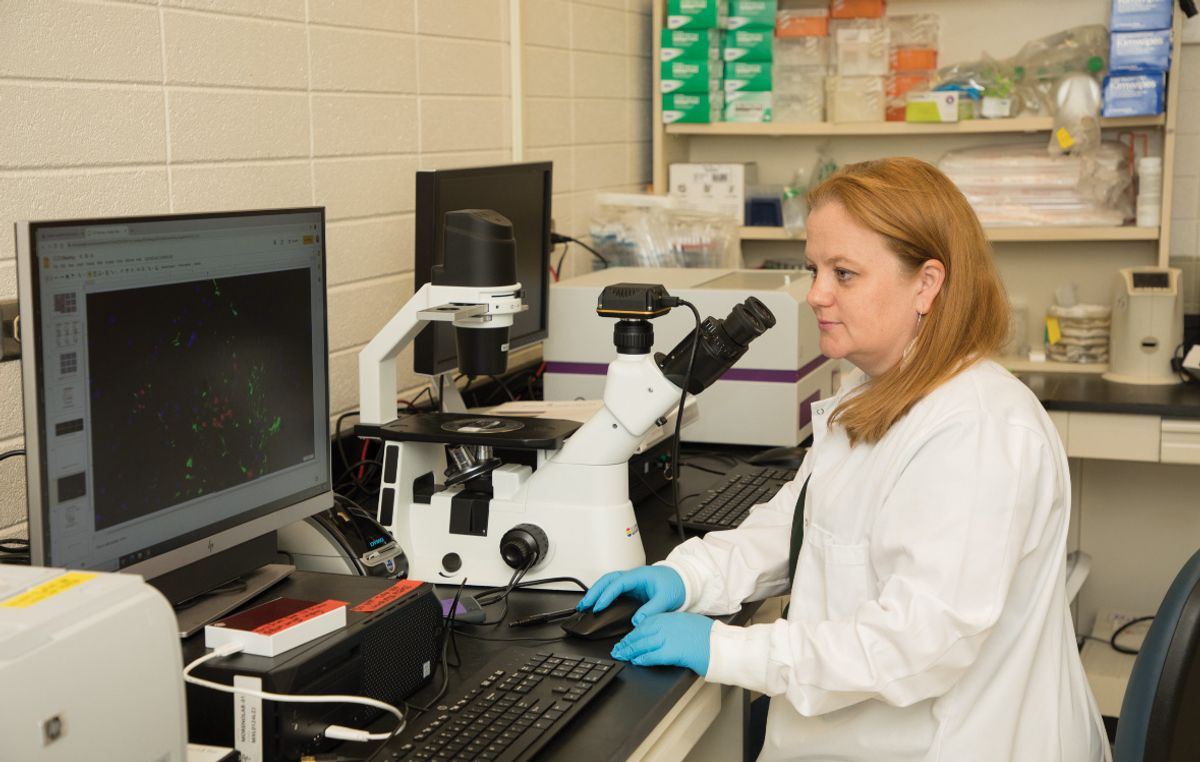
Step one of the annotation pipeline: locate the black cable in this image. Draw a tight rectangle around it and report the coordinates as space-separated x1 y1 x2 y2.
552 233 609 269
682 462 726 476
554 243 570 281
334 458 382 492
0 449 25 464
404 580 467 718
473 574 590 604
1110 615 1155 655
682 450 740 467
334 411 357 472
669 300 703 542
452 631 567 645
408 385 435 412
487 374 516 402
0 540 30 564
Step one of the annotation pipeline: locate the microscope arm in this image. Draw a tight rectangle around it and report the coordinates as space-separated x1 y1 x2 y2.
358 283 435 426
358 282 524 426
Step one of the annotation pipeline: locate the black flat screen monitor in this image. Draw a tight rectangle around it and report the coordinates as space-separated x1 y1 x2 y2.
16 208 333 605
413 162 552 376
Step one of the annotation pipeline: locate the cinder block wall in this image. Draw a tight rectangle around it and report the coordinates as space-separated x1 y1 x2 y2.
0 0 653 540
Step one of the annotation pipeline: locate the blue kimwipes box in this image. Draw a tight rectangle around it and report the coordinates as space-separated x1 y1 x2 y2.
1110 0 1173 32
1102 72 1166 117
1110 29 1173 72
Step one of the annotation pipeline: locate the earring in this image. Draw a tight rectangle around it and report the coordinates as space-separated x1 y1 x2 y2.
916 311 925 326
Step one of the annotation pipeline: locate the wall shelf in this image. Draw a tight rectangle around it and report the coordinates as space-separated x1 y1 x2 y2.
739 226 1160 243
668 115 1166 138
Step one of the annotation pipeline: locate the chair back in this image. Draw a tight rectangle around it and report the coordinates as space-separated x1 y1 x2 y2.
1113 548 1200 762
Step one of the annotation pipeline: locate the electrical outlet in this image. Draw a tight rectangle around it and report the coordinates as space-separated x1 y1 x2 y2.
1 299 19 361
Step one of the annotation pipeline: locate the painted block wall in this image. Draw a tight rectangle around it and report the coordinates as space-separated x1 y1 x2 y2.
0 0 653 539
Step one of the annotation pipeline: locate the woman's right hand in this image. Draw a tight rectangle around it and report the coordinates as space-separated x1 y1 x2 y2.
577 566 686 626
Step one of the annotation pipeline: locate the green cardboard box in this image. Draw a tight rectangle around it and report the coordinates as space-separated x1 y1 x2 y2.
662 92 724 123
661 29 721 62
724 61 772 92
667 0 727 30
722 29 773 62
723 91 773 122
726 0 777 30
661 59 723 94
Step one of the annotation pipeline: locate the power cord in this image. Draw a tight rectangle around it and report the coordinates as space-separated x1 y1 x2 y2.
1110 615 1155 655
666 298 703 542
550 233 609 273
183 643 406 745
0 449 25 464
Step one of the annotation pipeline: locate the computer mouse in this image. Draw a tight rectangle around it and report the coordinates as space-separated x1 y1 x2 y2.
560 596 643 641
746 445 809 469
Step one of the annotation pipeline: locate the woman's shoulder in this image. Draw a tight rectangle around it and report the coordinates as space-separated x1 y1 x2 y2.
916 359 1047 429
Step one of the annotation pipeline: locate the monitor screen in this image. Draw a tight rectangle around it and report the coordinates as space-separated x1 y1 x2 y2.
17 209 333 593
413 162 552 376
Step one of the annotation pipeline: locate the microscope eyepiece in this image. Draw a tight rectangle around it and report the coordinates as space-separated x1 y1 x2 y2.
655 297 778 395
723 302 767 347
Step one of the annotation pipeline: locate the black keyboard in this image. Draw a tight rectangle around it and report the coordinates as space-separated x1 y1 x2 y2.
389 648 623 761
668 462 798 534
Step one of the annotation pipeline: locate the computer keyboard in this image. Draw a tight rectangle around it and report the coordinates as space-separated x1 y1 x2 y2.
668 462 798 534
389 648 623 761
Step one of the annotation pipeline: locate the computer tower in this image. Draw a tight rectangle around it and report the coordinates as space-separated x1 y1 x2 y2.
184 572 442 761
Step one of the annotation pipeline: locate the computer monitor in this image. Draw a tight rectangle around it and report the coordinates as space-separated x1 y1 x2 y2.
16 208 333 606
413 162 552 377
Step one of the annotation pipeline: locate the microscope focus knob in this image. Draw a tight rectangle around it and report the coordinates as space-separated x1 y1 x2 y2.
500 523 549 570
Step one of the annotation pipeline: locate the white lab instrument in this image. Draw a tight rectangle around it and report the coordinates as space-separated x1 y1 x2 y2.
1103 266 1183 385
544 267 834 446
359 275 776 588
0 566 186 761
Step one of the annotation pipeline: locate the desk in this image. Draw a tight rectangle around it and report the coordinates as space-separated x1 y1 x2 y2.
1019 372 1200 715
392 462 757 762
184 456 755 762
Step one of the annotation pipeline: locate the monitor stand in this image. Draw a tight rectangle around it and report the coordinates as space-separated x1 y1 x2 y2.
174 562 294 638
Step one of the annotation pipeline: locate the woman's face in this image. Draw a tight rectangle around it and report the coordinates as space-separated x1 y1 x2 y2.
804 201 940 377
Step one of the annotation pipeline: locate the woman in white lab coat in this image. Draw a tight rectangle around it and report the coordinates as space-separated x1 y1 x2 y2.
578 157 1109 761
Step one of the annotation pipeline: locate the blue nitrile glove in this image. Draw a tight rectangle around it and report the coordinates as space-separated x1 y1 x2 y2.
577 566 686 625
610 612 714 675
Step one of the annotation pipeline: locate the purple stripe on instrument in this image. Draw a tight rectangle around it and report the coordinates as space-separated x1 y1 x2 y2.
544 355 829 383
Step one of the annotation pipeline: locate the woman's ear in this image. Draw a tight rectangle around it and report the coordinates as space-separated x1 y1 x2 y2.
915 259 946 315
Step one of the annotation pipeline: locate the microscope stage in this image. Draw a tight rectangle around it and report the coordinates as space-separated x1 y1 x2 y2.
357 411 581 450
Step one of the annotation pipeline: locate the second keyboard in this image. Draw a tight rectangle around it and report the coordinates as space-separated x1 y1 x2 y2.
668 463 798 534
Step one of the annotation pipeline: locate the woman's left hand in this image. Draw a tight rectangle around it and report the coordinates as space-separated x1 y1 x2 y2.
610 611 714 676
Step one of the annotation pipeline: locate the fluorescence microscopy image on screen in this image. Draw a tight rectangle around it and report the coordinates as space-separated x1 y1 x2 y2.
86 268 316 530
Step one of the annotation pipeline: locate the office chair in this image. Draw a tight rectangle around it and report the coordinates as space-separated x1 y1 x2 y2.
1112 548 1200 762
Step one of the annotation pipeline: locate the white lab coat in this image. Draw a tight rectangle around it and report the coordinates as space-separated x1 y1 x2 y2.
660 360 1108 761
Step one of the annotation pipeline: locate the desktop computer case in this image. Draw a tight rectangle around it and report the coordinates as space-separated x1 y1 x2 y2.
185 575 442 761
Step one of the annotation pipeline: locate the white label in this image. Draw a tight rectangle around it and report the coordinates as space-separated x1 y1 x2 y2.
233 675 263 762
981 97 1011 119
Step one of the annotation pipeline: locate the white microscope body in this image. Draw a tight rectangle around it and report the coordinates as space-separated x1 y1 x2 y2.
359 216 774 589
360 322 685 589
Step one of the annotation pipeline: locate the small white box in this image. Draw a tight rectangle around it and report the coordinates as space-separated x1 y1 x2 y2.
205 597 348 658
669 162 758 224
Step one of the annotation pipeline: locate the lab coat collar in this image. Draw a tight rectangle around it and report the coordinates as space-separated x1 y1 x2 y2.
809 367 868 447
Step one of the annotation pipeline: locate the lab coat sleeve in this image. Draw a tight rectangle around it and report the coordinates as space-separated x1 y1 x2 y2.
657 457 812 616
704 412 1059 714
